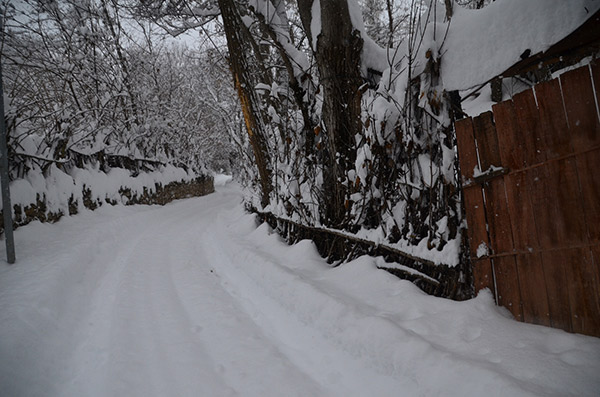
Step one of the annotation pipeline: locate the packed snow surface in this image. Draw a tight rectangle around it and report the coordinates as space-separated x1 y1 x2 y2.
1 183 599 396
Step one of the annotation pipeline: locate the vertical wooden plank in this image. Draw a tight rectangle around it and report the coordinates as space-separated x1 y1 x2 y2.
592 62 600 118
455 118 479 180
472 112 502 170
493 100 523 170
471 111 518 318
516 253 551 326
472 111 514 256
513 89 546 166
463 186 489 259
529 159 587 249
564 248 600 336
494 256 523 321
591 245 600 322
484 178 514 254
560 66 600 151
554 158 588 246
504 172 539 251
456 116 491 261
534 79 572 159
542 251 574 333
576 149 600 244
472 258 495 295
544 247 600 337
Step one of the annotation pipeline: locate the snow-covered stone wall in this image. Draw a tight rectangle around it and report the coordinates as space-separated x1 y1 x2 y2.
0 162 214 233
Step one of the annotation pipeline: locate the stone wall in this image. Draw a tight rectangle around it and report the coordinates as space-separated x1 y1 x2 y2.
1 175 214 234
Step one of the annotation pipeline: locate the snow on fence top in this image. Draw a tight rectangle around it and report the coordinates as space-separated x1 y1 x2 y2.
441 0 600 91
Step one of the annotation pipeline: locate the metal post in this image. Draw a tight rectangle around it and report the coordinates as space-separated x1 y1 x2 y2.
0 19 15 264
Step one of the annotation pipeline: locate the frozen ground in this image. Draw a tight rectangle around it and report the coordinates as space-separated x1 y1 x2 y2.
0 183 599 397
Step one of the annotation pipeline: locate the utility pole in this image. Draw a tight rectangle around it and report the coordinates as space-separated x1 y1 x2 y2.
0 19 15 264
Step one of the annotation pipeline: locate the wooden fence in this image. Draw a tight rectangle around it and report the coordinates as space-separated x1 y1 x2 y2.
455 63 600 337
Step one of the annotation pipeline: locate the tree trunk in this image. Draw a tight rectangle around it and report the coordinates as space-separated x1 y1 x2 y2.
311 0 364 227
217 0 272 207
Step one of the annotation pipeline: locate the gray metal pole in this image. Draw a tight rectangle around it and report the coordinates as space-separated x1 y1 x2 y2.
0 19 15 264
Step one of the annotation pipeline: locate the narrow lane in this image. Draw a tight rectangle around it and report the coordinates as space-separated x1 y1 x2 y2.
1 184 599 397
0 186 325 397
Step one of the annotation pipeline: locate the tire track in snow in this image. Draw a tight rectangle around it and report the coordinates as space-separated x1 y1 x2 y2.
199 209 419 397
102 222 234 397
45 191 324 397
197 195 558 397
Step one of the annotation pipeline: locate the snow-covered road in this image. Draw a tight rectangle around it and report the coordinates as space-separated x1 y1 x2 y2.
1 183 599 397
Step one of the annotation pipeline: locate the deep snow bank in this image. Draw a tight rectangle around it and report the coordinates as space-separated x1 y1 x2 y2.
202 193 600 397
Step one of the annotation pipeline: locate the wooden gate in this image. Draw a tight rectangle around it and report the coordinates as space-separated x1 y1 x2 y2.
455 63 600 337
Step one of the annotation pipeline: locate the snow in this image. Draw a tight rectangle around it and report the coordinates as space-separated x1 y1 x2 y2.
473 164 504 178
310 0 321 50
2 163 199 216
374 257 439 284
477 242 489 258
1 183 599 396
213 173 233 186
347 0 389 76
461 81 496 117
390 233 461 267
440 0 600 91
248 0 310 78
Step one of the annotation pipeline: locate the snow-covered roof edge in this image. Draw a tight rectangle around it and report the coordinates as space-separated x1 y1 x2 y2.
440 0 600 91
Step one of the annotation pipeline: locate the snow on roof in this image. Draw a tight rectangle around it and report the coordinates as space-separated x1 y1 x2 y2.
440 0 600 91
